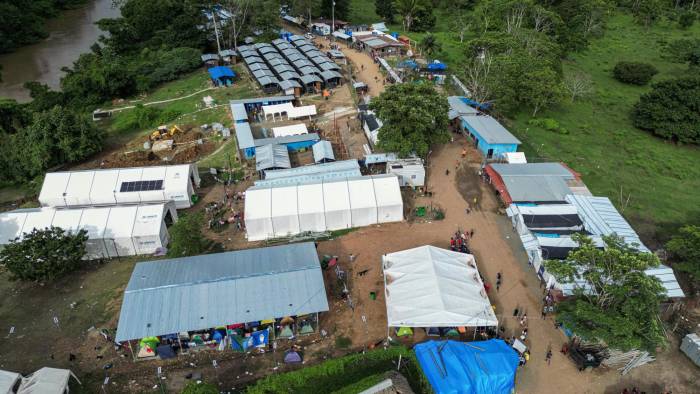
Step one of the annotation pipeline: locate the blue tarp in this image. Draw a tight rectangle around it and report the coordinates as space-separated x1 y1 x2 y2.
415 340 519 394
208 66 236 86
460 97 492 111
427 61 447 71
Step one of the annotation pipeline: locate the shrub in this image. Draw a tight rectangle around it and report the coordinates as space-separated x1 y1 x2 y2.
181 381 218 394
632 76 700 144
0 227 88 281
246 346 430 394
613 61 658 85
528 118 569 134
335 336 352 349
167 212 208 258
679 11 696 29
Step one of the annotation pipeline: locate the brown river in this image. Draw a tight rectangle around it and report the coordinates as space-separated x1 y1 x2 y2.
0 0 120 102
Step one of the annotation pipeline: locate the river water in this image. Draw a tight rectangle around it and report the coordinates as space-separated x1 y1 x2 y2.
0 0 120 102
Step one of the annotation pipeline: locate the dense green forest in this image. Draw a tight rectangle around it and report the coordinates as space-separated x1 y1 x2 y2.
0 0 88 53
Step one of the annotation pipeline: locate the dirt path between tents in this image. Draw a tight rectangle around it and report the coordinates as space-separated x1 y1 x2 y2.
318 134 697 394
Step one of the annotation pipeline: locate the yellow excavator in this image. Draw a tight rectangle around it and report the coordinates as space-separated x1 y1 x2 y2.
149 125 183 141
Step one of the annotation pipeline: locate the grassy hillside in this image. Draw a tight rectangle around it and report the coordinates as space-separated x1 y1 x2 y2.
350 3 700 241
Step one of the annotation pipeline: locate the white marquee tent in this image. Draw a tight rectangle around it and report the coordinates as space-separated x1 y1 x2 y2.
17 368 80 394
262 102 294 121
38 164 201 209
0 370 20 394
0 203 177 259
287 105 317 119
383 246 498 328
244 174 403 241
272 123 308 138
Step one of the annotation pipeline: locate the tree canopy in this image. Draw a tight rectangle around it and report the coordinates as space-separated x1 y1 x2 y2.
0 227 88 282
167 212 209 258
632 76 700 144
369 83 449 158
544 234 667 351
666 225 700 283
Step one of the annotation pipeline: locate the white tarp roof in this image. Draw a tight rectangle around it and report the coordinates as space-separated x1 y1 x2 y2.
504 152 527 164
17 368 79 394
272 123 308 138
38 164 200 209
0 204 175 259
245 174 402 241
0 370 20 394
262 102 294 120
383 246 498 327
287 105 317 119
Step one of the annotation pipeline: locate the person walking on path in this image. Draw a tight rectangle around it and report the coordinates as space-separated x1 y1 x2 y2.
496 272 502 292
545 349 552 365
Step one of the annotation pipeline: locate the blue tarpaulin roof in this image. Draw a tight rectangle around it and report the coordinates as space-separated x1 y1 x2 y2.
208 66 236 81
415 340 519 394
427 61 447 71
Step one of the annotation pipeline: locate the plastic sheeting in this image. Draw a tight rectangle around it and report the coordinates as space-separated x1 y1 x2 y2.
245 175 402 241
414 340 518 394
272 123 308 138
383 246 498 327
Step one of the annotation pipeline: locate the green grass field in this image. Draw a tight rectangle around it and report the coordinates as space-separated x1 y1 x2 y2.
351 4 700 240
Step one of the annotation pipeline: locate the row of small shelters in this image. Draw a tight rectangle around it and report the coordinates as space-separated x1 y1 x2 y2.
115 242 329 357
245 174 403 241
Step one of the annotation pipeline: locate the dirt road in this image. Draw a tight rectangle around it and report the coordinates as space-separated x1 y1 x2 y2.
318 135 697 394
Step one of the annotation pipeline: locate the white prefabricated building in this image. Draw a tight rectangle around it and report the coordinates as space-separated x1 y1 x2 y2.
386 158 425 187
244 174 403 241
0 203 177 259
38 164 201 209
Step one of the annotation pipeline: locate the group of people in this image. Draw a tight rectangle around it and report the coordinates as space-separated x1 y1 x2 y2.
450 229 474 253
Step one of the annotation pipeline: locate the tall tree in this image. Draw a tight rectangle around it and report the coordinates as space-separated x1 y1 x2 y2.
394 0 421 31
544 234 667 351
632 76 700 144
376 0 396 22
369 83 449 158
293 0 322 27
419 33 442 58
0 227 88 282
167 212 208 258
321 0 350 20
666 225 700 283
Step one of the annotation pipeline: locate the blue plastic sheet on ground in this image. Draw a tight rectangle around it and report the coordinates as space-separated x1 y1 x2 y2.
414 339 519 394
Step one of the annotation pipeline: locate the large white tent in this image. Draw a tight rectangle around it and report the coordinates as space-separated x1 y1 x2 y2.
244 174 403 241
0 370 20 394
271 123 308 138
383 246 498 328
38 164 201 209
0 203 177 259
17 368 80 394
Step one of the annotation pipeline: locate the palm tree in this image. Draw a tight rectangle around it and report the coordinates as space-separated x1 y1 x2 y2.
394 0 420 32
419 33 441 58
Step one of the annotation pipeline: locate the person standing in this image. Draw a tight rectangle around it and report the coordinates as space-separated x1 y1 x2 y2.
496 272 502 292
545 349 552 365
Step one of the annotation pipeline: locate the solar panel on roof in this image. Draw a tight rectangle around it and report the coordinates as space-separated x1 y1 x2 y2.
120 180 164 193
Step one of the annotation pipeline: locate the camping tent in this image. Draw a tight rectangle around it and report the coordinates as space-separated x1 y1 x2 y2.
0 203 177 259
17 368 80 394
383 246 498 328
244 174 402 241
0 370 20 394
414 340 518 394
39 164 201 209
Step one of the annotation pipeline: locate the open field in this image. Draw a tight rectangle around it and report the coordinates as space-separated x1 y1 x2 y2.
359 6 700 242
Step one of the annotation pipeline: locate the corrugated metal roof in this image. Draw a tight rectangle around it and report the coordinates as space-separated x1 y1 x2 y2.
254 132 320 147
320 70 342 81
461 115 521 145
279 80 301 90
234 122 254 149
115 242 328 341
490 163 575 177
230 96 294 105
447 96 479 117
256 144 291 171
501 176 572 203
264 159 359 180
230 103 248 123
312 140 335 163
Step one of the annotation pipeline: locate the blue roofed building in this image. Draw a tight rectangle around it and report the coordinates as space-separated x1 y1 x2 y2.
208 66 236 87
460 115 521 159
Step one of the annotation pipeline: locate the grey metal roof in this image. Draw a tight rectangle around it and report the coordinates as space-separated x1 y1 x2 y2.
201 53 219 62
310 56 330 65
286 53 304 62
501 176 572 203
258 46 278 55
254 132 320 147
461 115 521 145
237 45 254 52
263 52 283 60
248 63 270 72
115 242 328 341
282 48 302 56
490 163 575 177
230 103 248 123
292 59 313 68
219 49 236 57
235 122 254 149
273 64 295 74
267 57 289 67
447 96 479 119
253 69 276 79
312 140 335 163
298 45 316 52
244 56 265 65
230 95 294 105
254 43 273 49
306 51 324 59
264 159 359 180
278 71 301 81
320 70 342 81
300 74 322 84
257 76 280 86
256 144 291 171
320 62 341 71
279 79 301 90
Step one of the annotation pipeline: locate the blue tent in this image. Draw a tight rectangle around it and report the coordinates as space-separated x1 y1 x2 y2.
414 340 519 394
427 61 447 72
208 66 236 86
